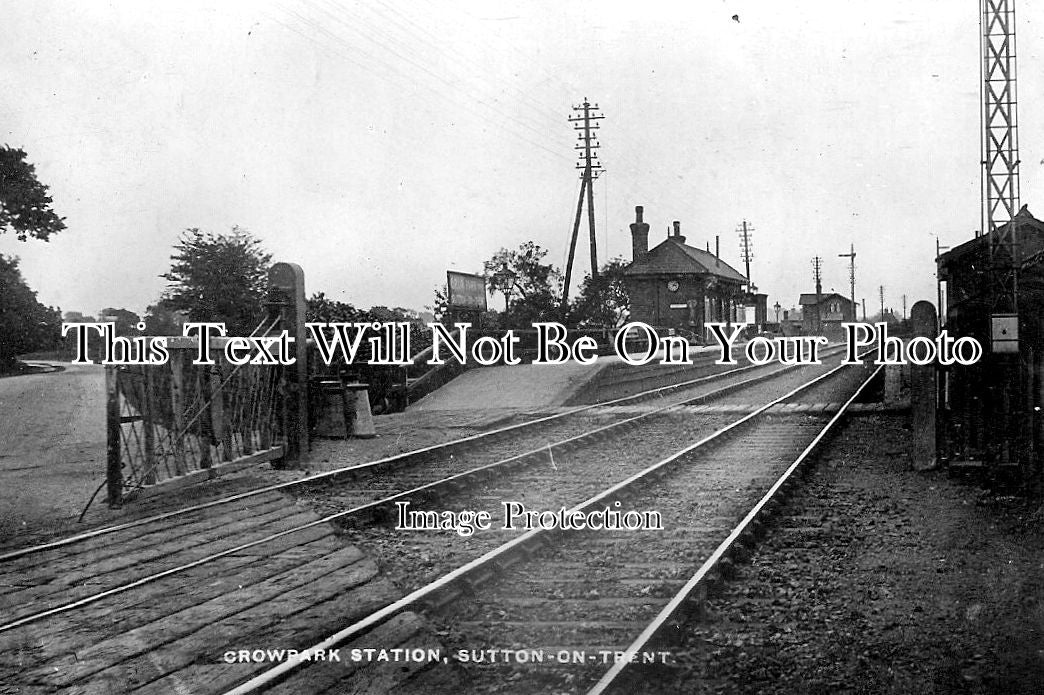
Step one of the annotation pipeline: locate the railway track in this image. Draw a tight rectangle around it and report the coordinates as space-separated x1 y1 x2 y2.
217 354 882 694
0 344 841 563
0 346 866 693
0 348 846 633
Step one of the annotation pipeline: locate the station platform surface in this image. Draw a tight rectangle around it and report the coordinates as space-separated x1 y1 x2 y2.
308 343 726 470
410 342 725 411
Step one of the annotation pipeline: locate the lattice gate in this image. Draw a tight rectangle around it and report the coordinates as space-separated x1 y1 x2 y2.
103 262 308 506
104 345 286 504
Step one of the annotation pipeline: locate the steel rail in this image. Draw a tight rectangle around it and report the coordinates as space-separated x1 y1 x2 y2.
586 361 885 695
220 353 867 695
0 349 847 634
0 345 843 563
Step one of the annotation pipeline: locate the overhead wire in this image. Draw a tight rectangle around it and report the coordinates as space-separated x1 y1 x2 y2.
263 5 572 166
287 0 575 163
362 0 568 128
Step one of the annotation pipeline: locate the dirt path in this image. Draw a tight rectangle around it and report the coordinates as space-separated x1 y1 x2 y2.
0 363 106 544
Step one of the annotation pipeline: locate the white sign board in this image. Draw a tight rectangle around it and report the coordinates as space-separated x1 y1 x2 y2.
991 314 1018 354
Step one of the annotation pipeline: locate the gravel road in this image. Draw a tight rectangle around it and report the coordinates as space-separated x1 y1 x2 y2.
0 363 105 545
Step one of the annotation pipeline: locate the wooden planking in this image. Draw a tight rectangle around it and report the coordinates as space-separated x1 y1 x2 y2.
0 492 292 578
55 559 395 694
0 536 356 665
0 507 331 617
132 577 407 694
19 546 376 689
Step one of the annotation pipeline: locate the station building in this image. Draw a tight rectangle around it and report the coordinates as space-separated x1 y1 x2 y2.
622 206 761 341
937 205 1044 479
798 292 856 335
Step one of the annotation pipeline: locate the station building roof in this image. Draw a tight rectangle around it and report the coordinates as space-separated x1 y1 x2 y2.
939 205 1044 269
623 237 747 283
799 292 853 306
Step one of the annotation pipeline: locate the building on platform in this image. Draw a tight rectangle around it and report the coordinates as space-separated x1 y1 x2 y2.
937 204 1044 479
797 292 856 334
622 206 761 342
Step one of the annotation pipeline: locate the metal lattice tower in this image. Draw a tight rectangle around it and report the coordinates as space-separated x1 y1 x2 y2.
981 0 1021 311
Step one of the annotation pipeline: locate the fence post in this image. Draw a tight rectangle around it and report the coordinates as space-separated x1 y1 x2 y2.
142 369 157 485
105 366 123 507
911 300 938 471
209 364 233 462
169 349 191 474
268 262 309 464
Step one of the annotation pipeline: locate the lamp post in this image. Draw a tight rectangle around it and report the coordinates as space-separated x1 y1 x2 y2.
773 301 781 323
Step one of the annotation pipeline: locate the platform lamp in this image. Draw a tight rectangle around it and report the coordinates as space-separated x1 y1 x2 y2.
773 301 781 323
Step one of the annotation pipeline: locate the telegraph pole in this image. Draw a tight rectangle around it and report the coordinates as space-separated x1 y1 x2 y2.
902 294 907 320
562 99 604 308
879 285 885 321
811 256 823 332
838 243 856 321
737 220 754 290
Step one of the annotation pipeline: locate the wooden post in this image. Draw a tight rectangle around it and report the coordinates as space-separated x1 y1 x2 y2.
209 364 233 462
142 368 157 485
268 262 309 464
169 349 189 475
239 367 256 456
911 300 938 471
105 366 123 508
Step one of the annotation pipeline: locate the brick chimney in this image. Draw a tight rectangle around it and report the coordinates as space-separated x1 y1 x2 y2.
671 220 686 244
630 206 650 260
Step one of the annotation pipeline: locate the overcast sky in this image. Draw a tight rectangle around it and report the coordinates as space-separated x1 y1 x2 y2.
4 0 1044 319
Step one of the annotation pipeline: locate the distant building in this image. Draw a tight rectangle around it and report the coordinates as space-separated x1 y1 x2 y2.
798 292 855 334
622 206 755 341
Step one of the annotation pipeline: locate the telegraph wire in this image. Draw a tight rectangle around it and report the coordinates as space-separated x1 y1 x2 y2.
296 0 573 158
266 3 574 165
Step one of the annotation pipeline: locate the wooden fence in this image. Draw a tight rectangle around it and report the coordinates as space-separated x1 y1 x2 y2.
105 337 286 504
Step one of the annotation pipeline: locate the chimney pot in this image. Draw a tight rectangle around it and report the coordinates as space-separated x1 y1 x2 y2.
629 204 651 260
671 220 686 245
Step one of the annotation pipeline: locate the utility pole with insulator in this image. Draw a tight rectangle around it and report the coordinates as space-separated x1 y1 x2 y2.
838 243 856 322
811 256 823 333
737 220 754 290
562 99 604 309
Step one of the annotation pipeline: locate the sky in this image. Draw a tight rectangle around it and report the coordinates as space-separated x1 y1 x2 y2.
4 0 1044 319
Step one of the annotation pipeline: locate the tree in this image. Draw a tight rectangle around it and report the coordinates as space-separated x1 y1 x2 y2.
98 307 142 335
142 300 186 336
0 147 66 241
429 284 449 321
160 227 271 335
0 255 61 369
482 241 562 327
63 311 96 323
569 257 631 327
